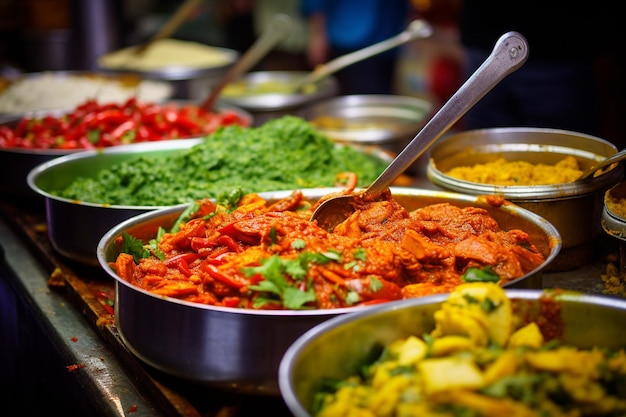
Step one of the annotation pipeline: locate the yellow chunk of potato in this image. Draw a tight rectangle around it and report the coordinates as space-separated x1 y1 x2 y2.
432 283 513 346
430 335 476 356
432 308 490 346
524 347 604 378
397 335 428 366
418 356 485 395
508 322 544 349
482 350 519 385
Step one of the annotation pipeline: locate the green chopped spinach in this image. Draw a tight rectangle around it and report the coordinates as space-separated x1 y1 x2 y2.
53 116 389 206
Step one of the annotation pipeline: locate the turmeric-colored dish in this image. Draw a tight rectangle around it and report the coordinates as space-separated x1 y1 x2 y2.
444 155 583 185
312 283 626 416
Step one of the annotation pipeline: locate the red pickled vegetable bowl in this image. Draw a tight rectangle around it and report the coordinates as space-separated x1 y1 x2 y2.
0 98 252 198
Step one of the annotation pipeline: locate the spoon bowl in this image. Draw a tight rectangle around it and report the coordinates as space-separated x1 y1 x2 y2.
577 148 626 180
311 31 530 231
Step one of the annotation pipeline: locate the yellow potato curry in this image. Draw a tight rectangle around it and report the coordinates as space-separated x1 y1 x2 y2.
444 156 583 185
314 283 626 417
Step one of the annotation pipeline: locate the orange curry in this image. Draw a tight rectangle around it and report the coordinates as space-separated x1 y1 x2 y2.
111 189 546 310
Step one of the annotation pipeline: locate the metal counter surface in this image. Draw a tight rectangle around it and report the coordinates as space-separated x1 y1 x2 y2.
0 210 167 417
0 190 623 416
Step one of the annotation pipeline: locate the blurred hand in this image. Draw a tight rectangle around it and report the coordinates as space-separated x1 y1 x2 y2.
306 12 329 67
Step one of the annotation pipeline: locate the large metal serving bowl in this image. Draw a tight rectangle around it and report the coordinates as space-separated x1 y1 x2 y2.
0 70 174 116
299 94 433 155
95 187 561 396
6 103 251 201
98 45 240 100
26 137 389 265
279 288 626 416
219 71 339 126
426 127 624 271
27 139 204 265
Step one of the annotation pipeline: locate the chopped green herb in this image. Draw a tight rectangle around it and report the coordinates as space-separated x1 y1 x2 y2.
121 232 150 263
368 276 383 293
353 247 367 261
461 266 501 283
216 188 245 209
243 255 316 309
345 290 360 305
291 239 306 249
53 116 389 206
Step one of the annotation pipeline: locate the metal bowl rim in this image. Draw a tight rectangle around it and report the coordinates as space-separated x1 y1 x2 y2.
96 186 562 316
427 127 623 198
301 94 434 144
27 138 208 209
278 288 626 415
97 46 240 80
219 71 340 110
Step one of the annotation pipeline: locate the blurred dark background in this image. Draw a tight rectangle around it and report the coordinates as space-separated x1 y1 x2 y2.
0 0 624 147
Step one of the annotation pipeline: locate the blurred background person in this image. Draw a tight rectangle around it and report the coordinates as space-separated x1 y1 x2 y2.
301 0 414 95
455 0 624 147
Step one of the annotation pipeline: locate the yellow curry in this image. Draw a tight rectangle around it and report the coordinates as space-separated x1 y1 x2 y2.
314 283 626 416
444 156 582 185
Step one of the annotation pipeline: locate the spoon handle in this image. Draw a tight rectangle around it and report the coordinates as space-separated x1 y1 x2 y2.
200 14 293 111
134 0 203 55
296 19 433 90
365 31 529 197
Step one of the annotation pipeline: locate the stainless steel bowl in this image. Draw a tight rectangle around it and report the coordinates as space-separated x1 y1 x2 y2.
426 127 624 271
279 289 626 416
1 109 80 200
300 94 433 154
27 140 202 265
98 46 240 100
3 103 251 201
96 187 561 395
0 71 174 115
219 71 339 126
27 132 391 265
602 181 626 241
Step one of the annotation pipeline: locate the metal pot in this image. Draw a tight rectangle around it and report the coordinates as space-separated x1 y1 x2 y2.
6 102 250 201
98 46 240 100
299 94 433 156
279 289 626 416
96 187 561 395
427 127 624 271
219 71 339 126
26 139 203 265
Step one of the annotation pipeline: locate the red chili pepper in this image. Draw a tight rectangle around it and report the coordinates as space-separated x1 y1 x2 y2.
190 237 218 251
201 262 246 289
176 258 193 277
217 235 243 253
102 304 115 315
110 120 136 143
0 98 249 150
221 296 241 308
200 247 229 264
66 363 85 372
164 253 200 268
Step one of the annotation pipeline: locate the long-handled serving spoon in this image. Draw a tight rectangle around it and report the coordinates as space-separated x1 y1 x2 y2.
576 148 626 180
200 14 293 111
291 19 433 94
311 31 530 231
134 0 204 55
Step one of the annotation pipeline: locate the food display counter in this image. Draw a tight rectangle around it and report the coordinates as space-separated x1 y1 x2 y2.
0 187 623 417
